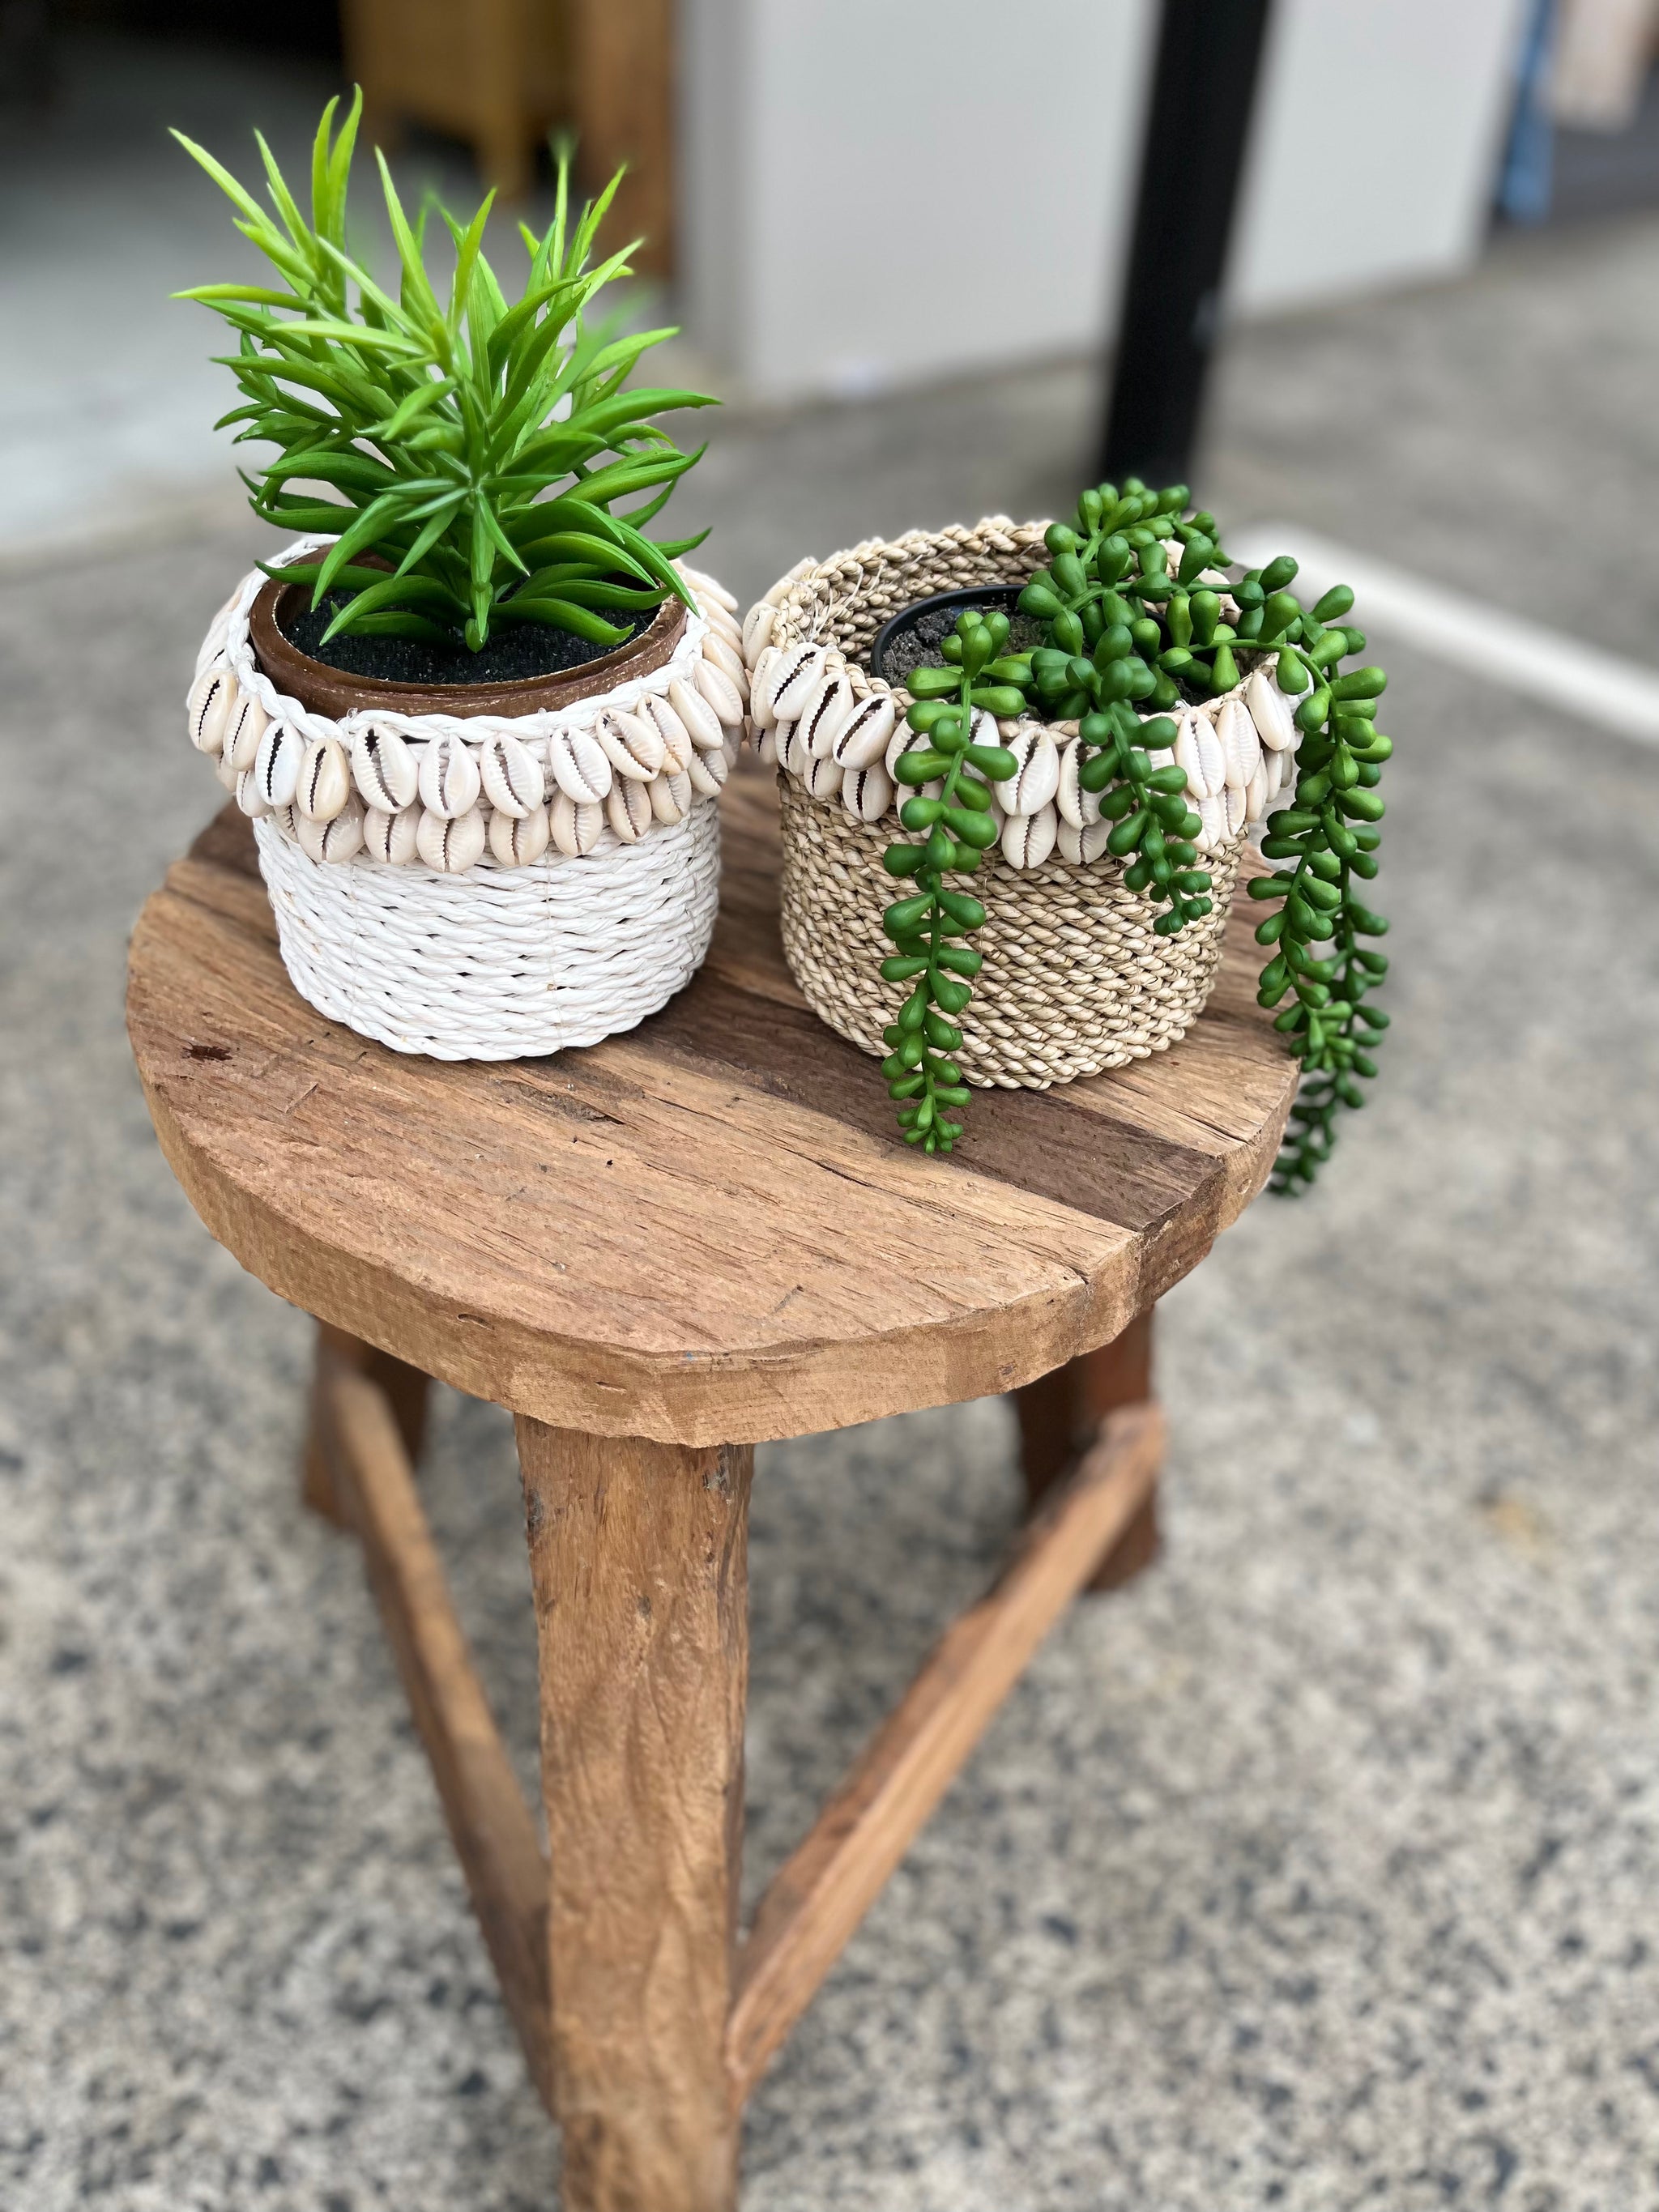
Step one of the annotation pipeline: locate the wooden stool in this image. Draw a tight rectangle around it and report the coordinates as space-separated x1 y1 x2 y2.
126 761 1294 2212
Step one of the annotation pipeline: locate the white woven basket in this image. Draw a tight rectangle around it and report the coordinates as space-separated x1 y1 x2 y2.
187 539 745 1059
254 800 720 1059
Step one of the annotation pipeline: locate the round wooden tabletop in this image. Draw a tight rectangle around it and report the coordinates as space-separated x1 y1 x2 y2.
127 761 1297 1445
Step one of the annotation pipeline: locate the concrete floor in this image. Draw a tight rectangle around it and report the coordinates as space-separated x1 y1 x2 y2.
3 37 1659 2212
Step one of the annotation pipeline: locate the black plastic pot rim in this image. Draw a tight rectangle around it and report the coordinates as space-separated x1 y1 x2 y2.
867 584 1025 684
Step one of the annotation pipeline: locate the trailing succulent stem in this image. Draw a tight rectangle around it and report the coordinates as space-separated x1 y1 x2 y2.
174 92 713 652
876 480 1392 1187
1247 647 1392 1192
878 612 1018 1154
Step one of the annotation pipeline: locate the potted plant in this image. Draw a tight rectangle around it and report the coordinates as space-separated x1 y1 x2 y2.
746 490 1390 1188
177 93 749 1060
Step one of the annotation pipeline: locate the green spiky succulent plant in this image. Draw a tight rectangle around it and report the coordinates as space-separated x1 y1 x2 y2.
173 92 714 654
877 480 1392 1191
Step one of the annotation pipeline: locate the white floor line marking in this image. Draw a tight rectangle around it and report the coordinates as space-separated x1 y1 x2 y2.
1230 523 1659 748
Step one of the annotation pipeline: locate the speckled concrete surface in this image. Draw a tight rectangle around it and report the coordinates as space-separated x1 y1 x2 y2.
4 215 1659 2210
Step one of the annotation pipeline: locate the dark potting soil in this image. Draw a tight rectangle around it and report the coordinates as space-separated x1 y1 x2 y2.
877 602 1047 688
280 590 654 687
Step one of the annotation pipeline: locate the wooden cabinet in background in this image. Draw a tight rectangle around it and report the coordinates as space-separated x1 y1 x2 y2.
340 0 673 275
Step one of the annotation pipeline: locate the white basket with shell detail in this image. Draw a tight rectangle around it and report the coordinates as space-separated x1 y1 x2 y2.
183 539 749 1059
744 519 1310 1089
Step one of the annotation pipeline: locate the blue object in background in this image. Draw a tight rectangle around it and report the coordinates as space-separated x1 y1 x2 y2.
1498 0 1557 223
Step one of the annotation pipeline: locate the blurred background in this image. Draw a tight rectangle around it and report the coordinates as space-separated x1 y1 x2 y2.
3 3 1658 2209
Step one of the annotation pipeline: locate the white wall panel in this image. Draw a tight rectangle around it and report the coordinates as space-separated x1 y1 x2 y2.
682 0 1529 398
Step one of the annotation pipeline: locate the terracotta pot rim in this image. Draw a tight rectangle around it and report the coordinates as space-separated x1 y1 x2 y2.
248 565 688 720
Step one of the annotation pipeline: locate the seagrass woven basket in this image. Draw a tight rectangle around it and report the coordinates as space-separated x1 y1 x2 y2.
754 520 1260 1091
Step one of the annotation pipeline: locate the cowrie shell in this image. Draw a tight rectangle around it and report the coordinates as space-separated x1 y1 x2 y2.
830 692 895 769
763 556 815 607
296 735 351 822
215 743 242 792
1001 801 1059 870
194 616 232 681
1246 667 1298 752
592 709 664 781
800 753 844 801
362 804 420 865
694 654 746 730
236 766 271 818
317 793 365 863
417 731 482 819
669 675 726 752
416 804 486 872
1224 781 1248 838
743 600 776 665
686 745 730 797
1193 792 1228 854
766 645 828 724
748 647 783 731
644 693 692 772
724 728 744 767
692 570 737 614
476 730 543 817
776 721 808 778
186 661 236 755
997 726 1060 817
1056 814 1112 864
754 727 779 766
351 724 419 811
885 720 923 779
701 629 746 688
254 718 303 808
797 671 857 760
224 689 268 773
885 724 945 802
605 777 654 845
295 796 363 862
488 803 551 867
1245 755 1269 824
1218 697 1261 791
842 760 893 823
546 727 613 805
1175 711 1226 800
1056 741 1104 829
650 768 692 825
552 790 607 856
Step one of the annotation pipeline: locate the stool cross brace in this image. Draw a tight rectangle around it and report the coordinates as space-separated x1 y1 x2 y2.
305 1316 1163 2212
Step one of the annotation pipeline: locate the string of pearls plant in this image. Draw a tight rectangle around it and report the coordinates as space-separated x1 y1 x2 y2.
833 481 1391 1185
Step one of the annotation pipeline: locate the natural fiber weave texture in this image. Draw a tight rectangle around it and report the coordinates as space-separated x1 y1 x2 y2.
778 779 1241 1088
766 520 1247 1089
767 517 1049 670
255 799 720 1061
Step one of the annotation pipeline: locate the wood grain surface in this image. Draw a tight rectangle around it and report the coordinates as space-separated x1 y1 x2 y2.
726 1400 1166 2099
518 1420 751 2210
126 762 1295 1444
1015 1306 1162 1591
314 1355 552 2105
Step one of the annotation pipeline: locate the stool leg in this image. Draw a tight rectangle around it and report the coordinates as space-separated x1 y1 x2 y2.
517 1418 753 2212
1013 1306 1161 1592
303 1322 430 1527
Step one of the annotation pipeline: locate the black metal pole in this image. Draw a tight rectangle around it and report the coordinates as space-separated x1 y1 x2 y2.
1098 0 1275 491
